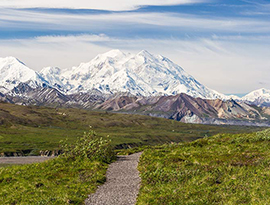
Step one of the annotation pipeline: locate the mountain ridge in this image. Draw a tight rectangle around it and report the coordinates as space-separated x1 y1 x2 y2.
0 50 227 99
0 50 270 107
242 88 270 107
0 56 49 92
1 85 269 127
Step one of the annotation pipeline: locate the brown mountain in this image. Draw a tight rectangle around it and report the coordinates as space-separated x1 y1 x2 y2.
96 93 266 125
1 84 269 126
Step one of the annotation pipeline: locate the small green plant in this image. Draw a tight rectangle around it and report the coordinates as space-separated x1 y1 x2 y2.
60 128 115 163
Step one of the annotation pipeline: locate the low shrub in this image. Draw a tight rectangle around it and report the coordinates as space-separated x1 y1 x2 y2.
60 129 115 163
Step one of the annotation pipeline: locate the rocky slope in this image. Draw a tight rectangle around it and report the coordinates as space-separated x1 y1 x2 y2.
1 86 268 126
95 93 267 125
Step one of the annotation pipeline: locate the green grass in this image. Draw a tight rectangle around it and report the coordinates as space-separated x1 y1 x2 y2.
0 130 115 205
0 157 108 204
0 164 13 168
0 102 263 154
137 129 270 205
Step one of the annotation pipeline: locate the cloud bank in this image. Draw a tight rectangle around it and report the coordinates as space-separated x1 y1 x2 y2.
0 0 269 94
0 0 209 10
0 34 269 94
1 9 270 35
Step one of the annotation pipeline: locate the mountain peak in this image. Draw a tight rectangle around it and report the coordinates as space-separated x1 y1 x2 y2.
245 88 270 97
0 56 25 65
242 88 270 106
137 50 152 57
0 56 48 91
0 51 229 100
257 88 269 93
41 50 229 99
90 49 129 66
102 49 126 58
41 67 61 75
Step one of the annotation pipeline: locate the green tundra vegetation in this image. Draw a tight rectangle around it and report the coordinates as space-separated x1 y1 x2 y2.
0 102 263 154
1 128 268 204
137 129 270 205
0 102 269 204
0 130 115 204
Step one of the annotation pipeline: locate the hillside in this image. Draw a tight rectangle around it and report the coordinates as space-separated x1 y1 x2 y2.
2 88 270 127
137 129 270 204
96 93 270 126
0 102 263 155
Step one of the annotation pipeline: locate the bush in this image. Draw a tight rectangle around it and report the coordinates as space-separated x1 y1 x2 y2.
60 129 115 163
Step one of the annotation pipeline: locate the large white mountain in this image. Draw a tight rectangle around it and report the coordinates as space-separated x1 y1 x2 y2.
242 88 270 106
3 50 268 102
39 50 227 99
0 56 48 93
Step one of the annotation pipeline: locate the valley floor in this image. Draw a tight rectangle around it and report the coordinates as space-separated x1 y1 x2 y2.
0 129 269 204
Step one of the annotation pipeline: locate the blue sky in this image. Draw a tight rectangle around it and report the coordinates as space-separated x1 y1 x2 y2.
0 0 270 94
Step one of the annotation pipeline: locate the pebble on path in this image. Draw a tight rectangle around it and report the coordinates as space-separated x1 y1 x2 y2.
85 152 142 205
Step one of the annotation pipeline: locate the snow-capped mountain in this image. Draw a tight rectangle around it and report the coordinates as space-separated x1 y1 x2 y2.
39 49 227 99
4 50 269 103
0 57 48 93
1 51 270 126
39 67 68 91
242 88 270 106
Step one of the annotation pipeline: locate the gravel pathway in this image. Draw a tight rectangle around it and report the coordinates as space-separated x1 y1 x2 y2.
85 152 142 205
0 156 54 165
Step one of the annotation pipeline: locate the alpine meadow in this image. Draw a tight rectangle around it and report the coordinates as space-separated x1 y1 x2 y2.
1 0 270 204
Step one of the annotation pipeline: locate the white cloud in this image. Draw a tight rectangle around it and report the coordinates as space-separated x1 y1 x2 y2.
0 0 209 11
35 34 111 43
0 35 110 70
211 34 270 41
1 9 270 34
0 34 269 94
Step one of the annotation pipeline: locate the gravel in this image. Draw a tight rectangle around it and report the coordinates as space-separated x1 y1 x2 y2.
85 152 142 205
0 156 54 165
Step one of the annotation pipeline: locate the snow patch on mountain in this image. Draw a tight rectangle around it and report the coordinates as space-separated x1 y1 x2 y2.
40 67 68 91
242 88 270 106
39 49 229 99
0 57 48 92
3 50 262 101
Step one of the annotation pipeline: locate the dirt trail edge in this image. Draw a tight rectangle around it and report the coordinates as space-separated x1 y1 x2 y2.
85 152 142 205
0 156 54 165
